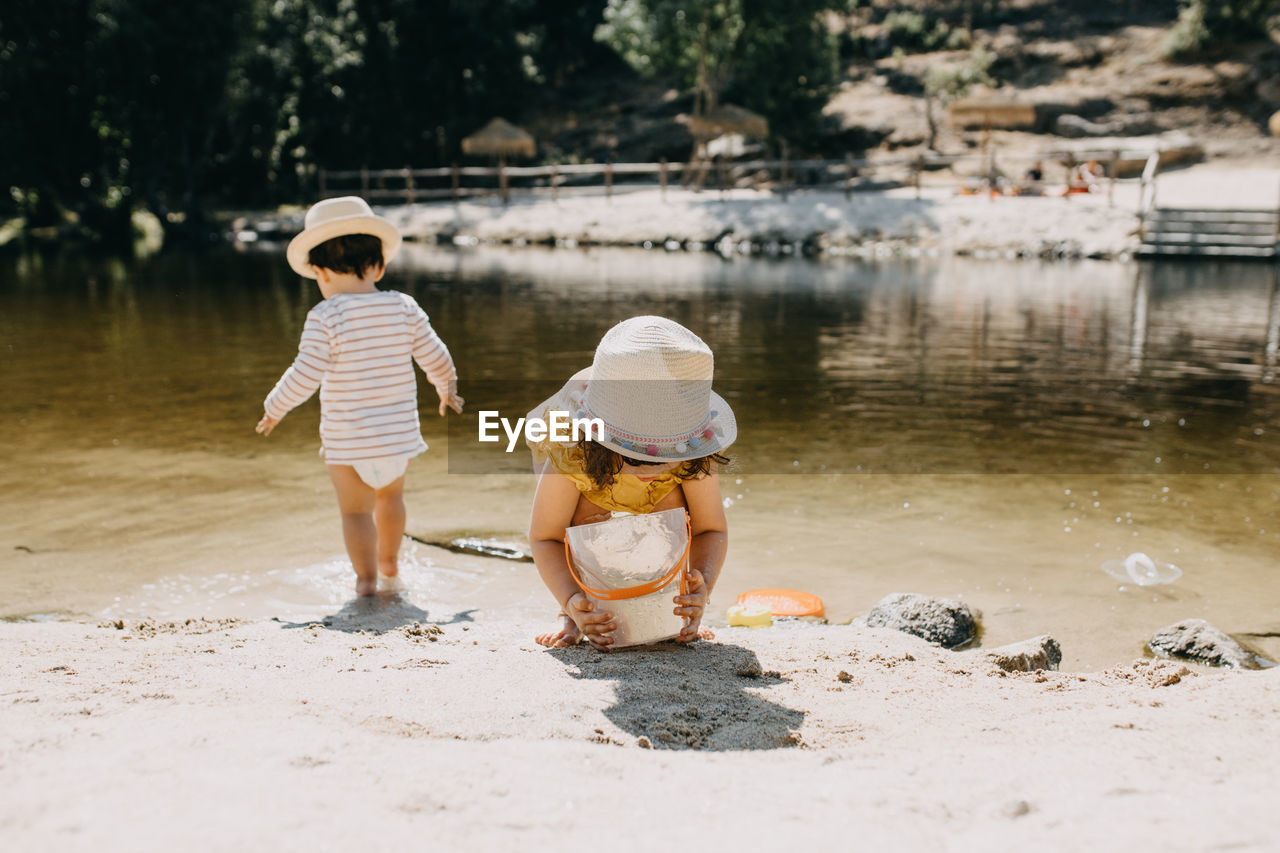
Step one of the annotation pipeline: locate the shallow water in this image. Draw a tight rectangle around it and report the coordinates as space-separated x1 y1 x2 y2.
2 245 1277 668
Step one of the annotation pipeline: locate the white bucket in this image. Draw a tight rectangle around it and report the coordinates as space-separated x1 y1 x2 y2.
565 508 690 648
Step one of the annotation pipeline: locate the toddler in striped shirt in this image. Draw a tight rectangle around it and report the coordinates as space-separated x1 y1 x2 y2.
257 197 464 596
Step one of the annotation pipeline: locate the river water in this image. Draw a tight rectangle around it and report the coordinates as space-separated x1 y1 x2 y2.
2 244 1277 669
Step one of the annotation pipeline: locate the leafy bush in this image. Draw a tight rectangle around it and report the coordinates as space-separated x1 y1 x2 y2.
1164 0 1277 57
922 48 997 149
880 9 965 53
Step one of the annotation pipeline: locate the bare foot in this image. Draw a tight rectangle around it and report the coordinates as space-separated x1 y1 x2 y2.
535 614 582 648
355 575 378 596
378 559 398 579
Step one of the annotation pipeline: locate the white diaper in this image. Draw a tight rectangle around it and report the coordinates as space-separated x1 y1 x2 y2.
351 455 411 489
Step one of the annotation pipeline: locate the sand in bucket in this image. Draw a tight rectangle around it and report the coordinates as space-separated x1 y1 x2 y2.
565 508 689 648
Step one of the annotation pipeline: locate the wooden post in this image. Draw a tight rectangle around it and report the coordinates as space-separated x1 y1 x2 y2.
360 166 369 197
605 161 613 202
451 163 460 204
499 154 509 206
844 153 853 201
318 168 327 198
780 140 790 202
1108 150 1118 207
660 158 669 201
988 144 996 202
551 164 559 203
404 166 415 205
1275 173 1280 242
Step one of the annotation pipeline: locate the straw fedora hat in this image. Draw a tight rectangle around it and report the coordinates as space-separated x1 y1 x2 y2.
532 316 737 462
286 196 402 278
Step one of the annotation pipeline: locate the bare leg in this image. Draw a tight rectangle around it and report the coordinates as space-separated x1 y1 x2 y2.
373 475 407 578
328 465 378 595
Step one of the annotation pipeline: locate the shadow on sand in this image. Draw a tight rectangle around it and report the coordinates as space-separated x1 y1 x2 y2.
549 640 804 751
273 591 475 634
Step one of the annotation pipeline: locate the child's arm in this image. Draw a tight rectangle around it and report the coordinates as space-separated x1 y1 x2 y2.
673 470 728 642
528 463 617 649
408 305 463 415
258 312 330 435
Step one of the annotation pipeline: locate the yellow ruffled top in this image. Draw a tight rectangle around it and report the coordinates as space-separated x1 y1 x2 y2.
529 436 685 514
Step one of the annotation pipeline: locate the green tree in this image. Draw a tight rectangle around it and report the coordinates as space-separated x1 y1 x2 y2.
922 47 995 150
728 0 839 150
1165 0 1277 57
92 0 249 225
0 0 106 226
597 0 746 116
595 0 837 147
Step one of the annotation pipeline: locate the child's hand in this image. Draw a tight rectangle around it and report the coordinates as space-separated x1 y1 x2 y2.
566 592 616 651
437 383 464 416
256 414 279 436
674 568 709 643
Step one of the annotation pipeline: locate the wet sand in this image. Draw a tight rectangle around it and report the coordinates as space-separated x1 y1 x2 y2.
3 614 1277 850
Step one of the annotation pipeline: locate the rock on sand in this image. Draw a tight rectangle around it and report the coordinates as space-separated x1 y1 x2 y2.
1148 618 1265 669
863 592 979 648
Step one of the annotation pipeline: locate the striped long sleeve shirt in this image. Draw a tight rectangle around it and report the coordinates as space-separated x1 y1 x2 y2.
264 290 456 463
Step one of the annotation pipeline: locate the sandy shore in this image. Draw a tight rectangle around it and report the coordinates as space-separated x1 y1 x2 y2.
4 610 1277 850
235 163 1280 258
348 163 1280 259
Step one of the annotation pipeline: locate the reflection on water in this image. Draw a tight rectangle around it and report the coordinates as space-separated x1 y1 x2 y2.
2 245 1277 668
3 246 1276 472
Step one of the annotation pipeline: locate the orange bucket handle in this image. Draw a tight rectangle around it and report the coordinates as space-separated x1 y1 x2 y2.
564 512 691 601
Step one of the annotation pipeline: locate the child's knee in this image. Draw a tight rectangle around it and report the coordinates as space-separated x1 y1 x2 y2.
340 508 375 523
374 489 404 508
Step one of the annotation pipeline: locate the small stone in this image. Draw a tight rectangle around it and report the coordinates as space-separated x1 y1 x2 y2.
1148 619 1264 669
863 593 980 648
984 635 1063 672
637 736 652 749
1002 800 1033 819
837 670 853 682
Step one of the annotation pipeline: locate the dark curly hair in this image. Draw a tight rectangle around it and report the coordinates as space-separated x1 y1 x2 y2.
307 233 385 277
577 439 729 490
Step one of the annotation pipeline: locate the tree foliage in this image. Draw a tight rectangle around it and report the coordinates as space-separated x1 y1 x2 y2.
596 0 838 147
1164 0 1277 57
1 0 839 238
921 48 995 150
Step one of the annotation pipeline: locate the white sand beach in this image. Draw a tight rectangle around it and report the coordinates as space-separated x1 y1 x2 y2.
3 613 1277 851
356 163 1280 258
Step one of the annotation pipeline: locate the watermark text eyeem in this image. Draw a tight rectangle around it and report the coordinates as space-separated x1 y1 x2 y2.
478 410 605 452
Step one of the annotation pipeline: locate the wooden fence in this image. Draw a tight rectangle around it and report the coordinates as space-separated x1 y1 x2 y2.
318 146 1168 208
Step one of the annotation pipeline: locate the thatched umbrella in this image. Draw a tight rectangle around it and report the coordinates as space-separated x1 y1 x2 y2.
461 117 537 159
462 118 536 204
684 103 769 142
682 104 771 190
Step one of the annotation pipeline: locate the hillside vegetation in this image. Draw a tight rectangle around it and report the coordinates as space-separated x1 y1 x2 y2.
2 0 1278 246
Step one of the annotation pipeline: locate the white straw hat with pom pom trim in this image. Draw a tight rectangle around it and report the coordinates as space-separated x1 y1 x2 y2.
530 316 736 462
